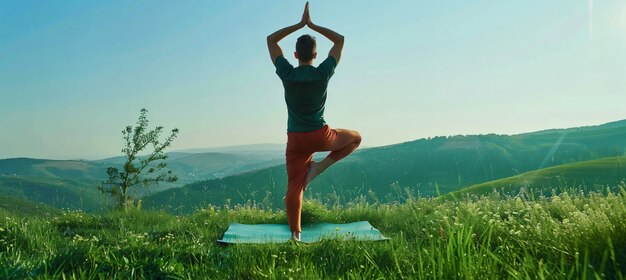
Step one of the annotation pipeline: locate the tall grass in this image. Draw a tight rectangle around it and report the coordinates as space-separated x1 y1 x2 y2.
1 186 625 279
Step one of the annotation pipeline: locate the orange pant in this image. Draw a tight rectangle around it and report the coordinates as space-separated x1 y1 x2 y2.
285 125 362 233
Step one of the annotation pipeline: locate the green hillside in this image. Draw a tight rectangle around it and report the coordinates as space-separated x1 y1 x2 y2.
446 156 626 197
0 158 114 211
0 195 61 217
0 175 109 211
0 152 284 211
144 120 626 213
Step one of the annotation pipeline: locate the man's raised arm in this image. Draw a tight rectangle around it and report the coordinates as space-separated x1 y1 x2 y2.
267 3 309 63
307 17 344 64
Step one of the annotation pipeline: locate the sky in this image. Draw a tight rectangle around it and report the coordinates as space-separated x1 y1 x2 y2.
1 0 625 160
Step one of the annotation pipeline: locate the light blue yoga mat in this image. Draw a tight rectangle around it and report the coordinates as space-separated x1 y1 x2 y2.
218 221 389 244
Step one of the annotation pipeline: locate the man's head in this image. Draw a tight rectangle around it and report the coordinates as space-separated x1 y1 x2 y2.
295 34 317 64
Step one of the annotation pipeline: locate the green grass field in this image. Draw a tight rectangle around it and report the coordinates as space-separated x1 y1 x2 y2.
1 186 625 279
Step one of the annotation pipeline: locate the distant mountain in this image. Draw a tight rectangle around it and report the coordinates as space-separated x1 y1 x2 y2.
164 152 283 184
92 150 285 185
526 119 626 135
0 158 108 181
144 119 626 213
175 143 285 155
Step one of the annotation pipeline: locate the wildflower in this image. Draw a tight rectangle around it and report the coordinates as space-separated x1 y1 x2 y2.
73 234 85 242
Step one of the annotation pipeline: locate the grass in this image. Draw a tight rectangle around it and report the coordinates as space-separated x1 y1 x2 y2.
1 186 625 279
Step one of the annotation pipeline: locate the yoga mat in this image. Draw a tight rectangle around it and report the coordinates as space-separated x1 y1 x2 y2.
218 221 389 244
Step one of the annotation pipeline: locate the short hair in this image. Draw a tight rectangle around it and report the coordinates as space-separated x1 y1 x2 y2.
296 34 316 62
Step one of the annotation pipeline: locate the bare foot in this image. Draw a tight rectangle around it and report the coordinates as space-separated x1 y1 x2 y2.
291 231 301 241
304 161 321 191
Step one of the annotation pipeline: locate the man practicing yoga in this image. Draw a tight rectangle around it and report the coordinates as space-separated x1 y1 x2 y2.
267 2 362 241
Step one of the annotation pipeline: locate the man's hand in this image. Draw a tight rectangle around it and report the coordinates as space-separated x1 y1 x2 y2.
267 2 309 63
304 3 345 64
305 2 314 27
300 2 310 28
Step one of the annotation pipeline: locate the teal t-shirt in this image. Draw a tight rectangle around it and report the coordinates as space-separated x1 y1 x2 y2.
274 55 337 132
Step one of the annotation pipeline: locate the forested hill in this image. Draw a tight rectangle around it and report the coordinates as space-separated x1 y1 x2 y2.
144 119 626 213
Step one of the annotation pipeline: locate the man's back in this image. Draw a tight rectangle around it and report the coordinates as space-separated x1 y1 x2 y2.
275 55 337 132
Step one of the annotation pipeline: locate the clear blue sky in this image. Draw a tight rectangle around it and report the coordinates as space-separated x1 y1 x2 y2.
1 1 625 160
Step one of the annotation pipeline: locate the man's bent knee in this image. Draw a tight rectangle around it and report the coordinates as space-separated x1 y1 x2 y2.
353 130 362 144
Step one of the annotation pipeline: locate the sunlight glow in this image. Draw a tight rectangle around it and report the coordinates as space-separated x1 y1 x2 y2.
588 0 594 37
622 2 626 30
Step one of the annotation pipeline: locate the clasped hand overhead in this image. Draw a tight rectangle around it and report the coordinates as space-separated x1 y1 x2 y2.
298 2 316 29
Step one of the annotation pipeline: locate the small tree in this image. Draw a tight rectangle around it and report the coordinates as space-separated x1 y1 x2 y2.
99 108 179 209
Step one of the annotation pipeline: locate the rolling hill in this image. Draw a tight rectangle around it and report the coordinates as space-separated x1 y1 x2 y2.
0 195 62 217
0 148 285 211
0 175 108 211
2 120 626 213
0 158 107 182
445 156 626 198
144 119 626 213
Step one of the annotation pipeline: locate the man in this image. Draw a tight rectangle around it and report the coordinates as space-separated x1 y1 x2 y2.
267 2 362 241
